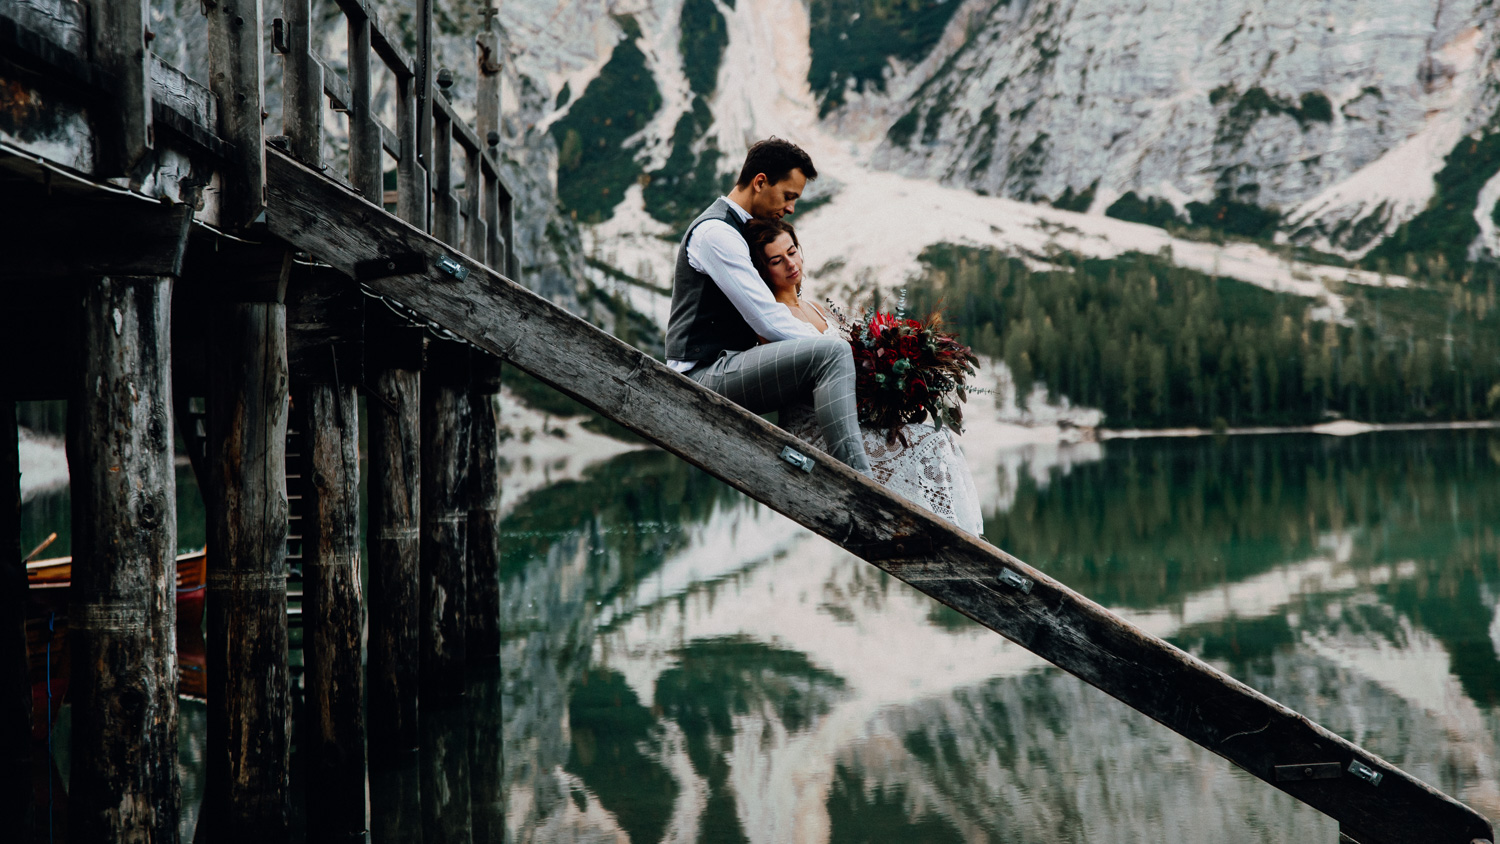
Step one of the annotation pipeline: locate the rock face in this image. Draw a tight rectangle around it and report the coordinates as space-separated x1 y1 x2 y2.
868 0 1500 253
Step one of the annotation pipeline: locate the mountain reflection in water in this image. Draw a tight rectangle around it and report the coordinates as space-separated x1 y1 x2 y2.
499 432 1500 843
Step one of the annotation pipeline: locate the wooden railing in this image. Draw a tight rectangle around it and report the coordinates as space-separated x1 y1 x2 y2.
273 0 516 277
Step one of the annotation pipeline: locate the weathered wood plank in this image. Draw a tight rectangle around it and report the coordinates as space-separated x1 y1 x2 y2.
414 0 433 182
476 33 502 271
463 146 484 261
281 0 321 166
204 0 265 228
295 382 367 842
367 328 423 759
6 0 87 53
0 397 31 838
150 53 215 130
263 148 1496 844
419 341 469 700
85 0 151 172
466 356 501 662
2 198 194 280
201 300 291 843
69 275 179 842
431 104 456 245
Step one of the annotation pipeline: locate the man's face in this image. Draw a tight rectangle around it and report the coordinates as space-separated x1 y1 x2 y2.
748 169 808 220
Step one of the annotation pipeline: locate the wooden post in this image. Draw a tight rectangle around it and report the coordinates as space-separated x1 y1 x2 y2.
476 26 503 270
296 382 367 841
415 0 434 191
281 0 323 166
420 341 469 700
466 356 501 662
431 101 456 245
0 397 30 838
68 275 179 842
369 759 422 843
205 0 266 228
466 667 504 843
367 329 424 759
396 71 427 229
201 294 291 843
347 8 381 200
86 0 152 173
463 146 485 261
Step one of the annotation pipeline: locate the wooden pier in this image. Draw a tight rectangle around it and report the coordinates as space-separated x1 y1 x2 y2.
0 1 1493 843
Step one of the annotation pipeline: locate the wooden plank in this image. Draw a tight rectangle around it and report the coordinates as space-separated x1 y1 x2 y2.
69 274 179 841
150 53 215 130
263 148 1497 844
466 356 501 662
379 120 400 159
281 0 322 166
318 56 352 114
419 341 469 700
200 299 291 843
6 0 87 53
296 383 367 841
2 198 194 279
85 0 151 173
367 327 424 760
204 0 265 228
0 397 31 839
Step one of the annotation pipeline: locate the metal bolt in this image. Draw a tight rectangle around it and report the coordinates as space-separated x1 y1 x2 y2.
487 130 500 148
436 67 454 90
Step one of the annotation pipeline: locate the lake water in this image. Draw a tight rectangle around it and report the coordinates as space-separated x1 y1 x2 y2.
21 427 1500 842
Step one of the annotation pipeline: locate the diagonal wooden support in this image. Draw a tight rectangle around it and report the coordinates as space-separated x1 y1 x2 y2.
263 147 1495 844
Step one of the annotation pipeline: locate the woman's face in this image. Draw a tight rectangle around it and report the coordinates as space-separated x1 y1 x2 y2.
761 232 803 292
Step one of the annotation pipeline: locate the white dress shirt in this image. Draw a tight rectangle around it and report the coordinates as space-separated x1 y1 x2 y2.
667 197 823 372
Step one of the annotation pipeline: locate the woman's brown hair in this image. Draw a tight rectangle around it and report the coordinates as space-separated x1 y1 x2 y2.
742 217 800 289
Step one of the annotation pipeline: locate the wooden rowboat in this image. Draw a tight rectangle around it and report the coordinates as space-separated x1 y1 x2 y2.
25 549 209 741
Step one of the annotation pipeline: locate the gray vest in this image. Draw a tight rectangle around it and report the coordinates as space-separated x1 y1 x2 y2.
665 198 760 364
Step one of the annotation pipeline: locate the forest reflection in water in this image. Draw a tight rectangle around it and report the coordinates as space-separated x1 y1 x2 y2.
17 428 1500 841
496 431 1500 843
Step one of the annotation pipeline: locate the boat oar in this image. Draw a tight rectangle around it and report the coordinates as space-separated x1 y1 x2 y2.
23 532 58 563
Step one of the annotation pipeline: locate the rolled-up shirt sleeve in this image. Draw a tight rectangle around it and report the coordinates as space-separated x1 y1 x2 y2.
686 220 823 342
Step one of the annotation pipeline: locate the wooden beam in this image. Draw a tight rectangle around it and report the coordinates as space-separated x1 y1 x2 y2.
205 0 265 229
85 0 151 173
466 355 501 662
7 0 87 53
1 197 194 279
200 298 291 843
68 274 179 841
0 397 30 839
263 148 1496 844
419 341 469 700
294 382 367 841
366 326 423 760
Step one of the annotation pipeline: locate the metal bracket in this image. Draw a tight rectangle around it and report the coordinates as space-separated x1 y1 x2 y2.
1347 759 1383 787
271 18 290 54
1274 763 1342 782
998 567 1034 594
436 255 470 281
780 446 814 473
354 253 427 281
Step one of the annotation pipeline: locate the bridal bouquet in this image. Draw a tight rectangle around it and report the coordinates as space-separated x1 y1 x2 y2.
828 292 980 445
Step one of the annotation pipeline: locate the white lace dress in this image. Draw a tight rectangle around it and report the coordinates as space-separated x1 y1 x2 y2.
782 315 984 535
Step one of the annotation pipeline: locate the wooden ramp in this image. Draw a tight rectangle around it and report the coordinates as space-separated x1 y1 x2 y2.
264 148 1495 844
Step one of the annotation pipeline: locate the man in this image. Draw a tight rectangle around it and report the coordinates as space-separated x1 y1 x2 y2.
666 138 872 475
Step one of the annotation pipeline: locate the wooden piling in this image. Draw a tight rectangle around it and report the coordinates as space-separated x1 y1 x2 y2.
420 342 470 700
68 275 179 842
0 397 29 837
367 329 424 758
201 297 291 843
369 759 422 843
420 702 473 844
296 382 367 841
467 356 502 662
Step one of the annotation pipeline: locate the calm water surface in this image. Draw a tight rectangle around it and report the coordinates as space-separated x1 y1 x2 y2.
21 428 1500 842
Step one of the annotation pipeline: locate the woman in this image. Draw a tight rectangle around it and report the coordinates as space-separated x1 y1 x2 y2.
743 218 984 535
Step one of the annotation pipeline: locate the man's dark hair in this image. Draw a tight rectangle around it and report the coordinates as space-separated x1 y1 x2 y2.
735 137 817 188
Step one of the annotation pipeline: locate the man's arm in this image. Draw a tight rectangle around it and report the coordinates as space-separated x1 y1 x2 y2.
687 220 823 342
